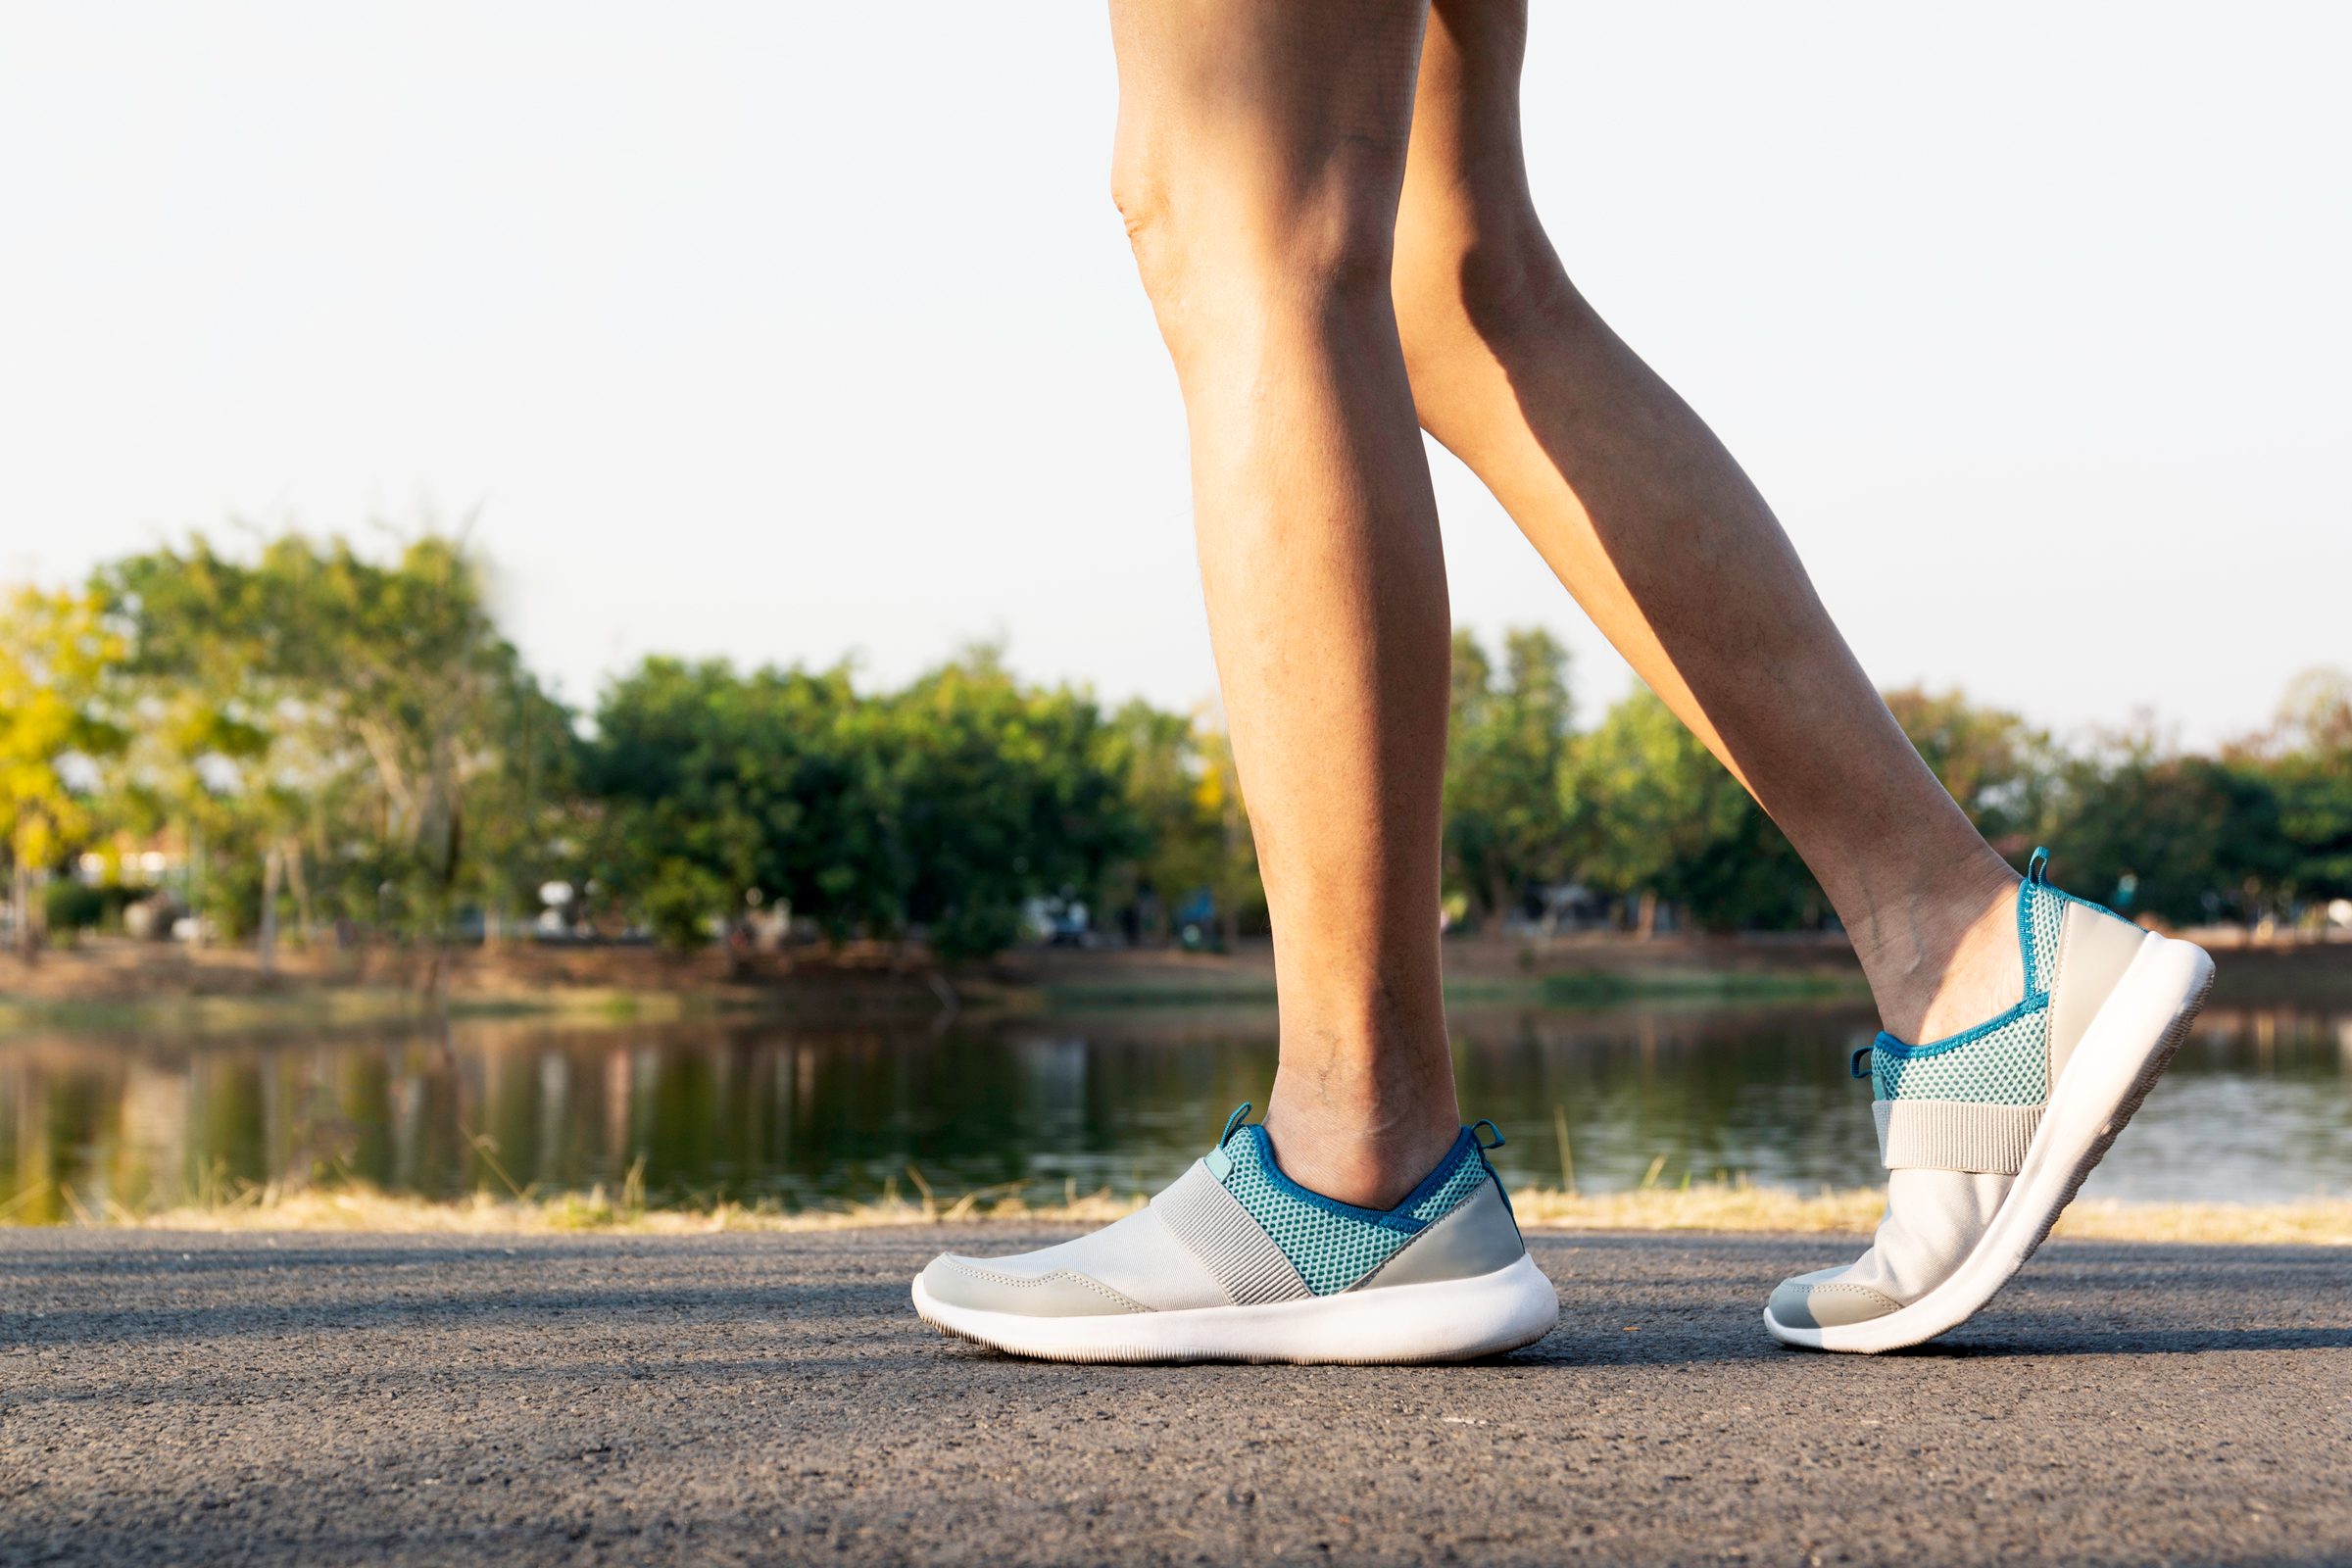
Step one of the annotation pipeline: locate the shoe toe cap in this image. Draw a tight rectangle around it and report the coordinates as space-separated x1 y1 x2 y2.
1767 1271 1904 1331
918 1253 1146 1318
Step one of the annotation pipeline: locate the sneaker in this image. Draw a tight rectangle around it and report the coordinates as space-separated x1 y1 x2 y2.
912 1107 1559 1364
1764 848 2215 1352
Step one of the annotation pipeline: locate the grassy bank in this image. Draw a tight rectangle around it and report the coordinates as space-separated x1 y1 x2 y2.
31 1181 2346 1248
9 929 2338 1034
0 986 742 1040
0 956 1874 1037
0 927 1886 1014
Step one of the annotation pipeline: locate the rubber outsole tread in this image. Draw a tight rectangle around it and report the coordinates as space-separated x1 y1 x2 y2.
912 1261 1561 1366
915 1300 1553 1366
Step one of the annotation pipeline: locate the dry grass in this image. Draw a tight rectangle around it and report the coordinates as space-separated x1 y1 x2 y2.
50 1179 2350 1247
113 1185 1147 1237
1508 1183 2352 1247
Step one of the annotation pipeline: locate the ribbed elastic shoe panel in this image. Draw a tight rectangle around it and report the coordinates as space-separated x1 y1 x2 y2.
1152 1162 1311 1305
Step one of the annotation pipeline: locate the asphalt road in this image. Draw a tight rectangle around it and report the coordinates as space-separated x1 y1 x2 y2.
2 1227 2346 1566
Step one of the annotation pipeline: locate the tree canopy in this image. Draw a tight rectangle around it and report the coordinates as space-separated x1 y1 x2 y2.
4 527 2342 958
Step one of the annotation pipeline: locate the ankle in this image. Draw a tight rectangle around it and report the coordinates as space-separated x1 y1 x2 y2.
1851 864 2023 1044
1259 1070 1460 1210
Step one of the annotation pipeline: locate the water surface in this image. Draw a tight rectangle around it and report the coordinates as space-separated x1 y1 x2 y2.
3 999 2345 1222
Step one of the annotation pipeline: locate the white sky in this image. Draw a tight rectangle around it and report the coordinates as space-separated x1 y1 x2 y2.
4 3 2345 747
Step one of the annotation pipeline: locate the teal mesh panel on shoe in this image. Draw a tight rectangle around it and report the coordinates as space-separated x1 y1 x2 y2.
1874 1000 2050 1104
1410 1152 1495 1224
2024 880 2066 996
1217 1126 1488 1296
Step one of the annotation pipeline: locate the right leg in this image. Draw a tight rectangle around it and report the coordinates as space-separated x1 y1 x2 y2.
906 1 1576 1364
1108 0 1457 1206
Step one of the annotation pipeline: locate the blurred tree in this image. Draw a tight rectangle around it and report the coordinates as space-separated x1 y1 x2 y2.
2266 668 2352 906
1566 685 1821 932
1883 687 2057 849
2045 733 2287 923
0 588 126 956
1446 628 1575 928
2274 667 2352 753
1187 719 1263 949
102 531 571 967
26 538 2350 964
885 647 1141 960
1098 700 1228 941
97 538 279 944
262 535 519 949
463 667 579 948
585 657 892 953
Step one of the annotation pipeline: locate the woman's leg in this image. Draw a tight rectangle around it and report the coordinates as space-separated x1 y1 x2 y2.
1383 2 2222 1355
1391 0 2020 1044
1108 0 1456 1205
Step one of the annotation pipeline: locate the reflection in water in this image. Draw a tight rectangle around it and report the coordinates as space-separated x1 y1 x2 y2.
3 1002 2346 1223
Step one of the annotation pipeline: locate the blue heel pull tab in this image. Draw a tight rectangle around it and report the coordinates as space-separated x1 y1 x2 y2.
1850 1045 1875 1081
2026 846 2050 885
1218 1102 1253 1147
1470 1118 1505 1151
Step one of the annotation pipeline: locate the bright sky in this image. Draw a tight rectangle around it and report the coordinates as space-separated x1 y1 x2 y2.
4 4 2345 746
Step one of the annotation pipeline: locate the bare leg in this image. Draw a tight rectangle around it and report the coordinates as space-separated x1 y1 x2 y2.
1392 0 2019 1041
1109 0 1456 1203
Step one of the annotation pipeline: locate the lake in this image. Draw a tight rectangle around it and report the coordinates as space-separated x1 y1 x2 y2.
3 998 2347 1222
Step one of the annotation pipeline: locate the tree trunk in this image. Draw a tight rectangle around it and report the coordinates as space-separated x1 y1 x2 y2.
287 843 315 947
188 818 208 949
1636 889 1659 942
258 844 282 976
13 857 36 965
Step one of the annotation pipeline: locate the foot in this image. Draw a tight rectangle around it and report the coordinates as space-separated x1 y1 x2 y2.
912 1106 1559 1364
1258 1076 1461 1209
1853 861 2027 1045
1765 849 2215 1352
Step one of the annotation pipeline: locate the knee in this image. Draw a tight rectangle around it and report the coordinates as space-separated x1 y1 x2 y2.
1111 136 1400 363
1107 151 1184 303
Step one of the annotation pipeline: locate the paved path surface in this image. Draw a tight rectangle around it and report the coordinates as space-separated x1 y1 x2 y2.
2 1228 2346 1566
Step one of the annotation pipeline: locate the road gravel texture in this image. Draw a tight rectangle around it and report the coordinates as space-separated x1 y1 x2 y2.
2 1228 2346 1565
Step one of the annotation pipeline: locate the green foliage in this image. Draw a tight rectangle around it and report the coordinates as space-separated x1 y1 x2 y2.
2050 740 2299 924
1884 687 2055 844
44 878 109 933
1446 629 1576 926
585 657 893 949
585 647 1143 958
637 858 732 952
1096 699 1263 943
92 531 570 948
886 650 1141 959
1566 686 1821 931
2267 670 2352 903
0 588 128 950
14 528 2347 957
2272 754 2352 903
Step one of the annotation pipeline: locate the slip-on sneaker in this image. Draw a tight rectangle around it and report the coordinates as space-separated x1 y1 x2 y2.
1765 847 2215 1352
913 1107 1559 1364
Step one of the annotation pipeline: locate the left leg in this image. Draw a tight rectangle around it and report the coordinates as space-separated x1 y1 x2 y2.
1387 0 2216 1350
1389 0 2015 1045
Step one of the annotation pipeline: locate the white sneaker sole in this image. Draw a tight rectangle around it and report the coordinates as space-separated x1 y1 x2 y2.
1765 930 2215 1353
914 1251 1560 1365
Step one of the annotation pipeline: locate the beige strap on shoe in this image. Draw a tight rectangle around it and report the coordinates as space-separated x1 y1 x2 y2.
1874 1099 2042 1175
